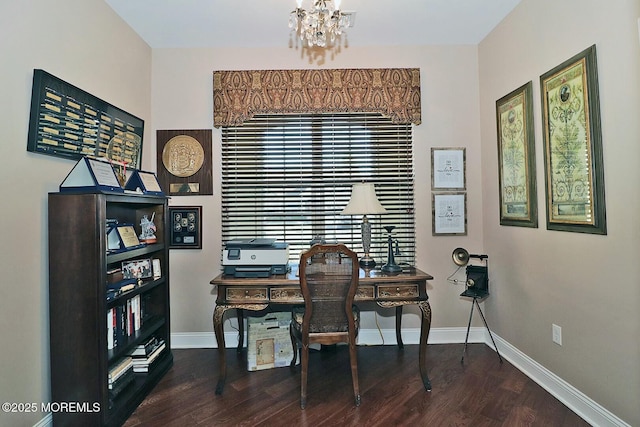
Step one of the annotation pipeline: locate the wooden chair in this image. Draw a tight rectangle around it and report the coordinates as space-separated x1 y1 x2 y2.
289 243 361 409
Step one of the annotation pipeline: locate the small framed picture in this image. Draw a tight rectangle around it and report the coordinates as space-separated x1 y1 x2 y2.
431 148 466 190
432 192 467 236
152 259 162 279
169 206 202 249
122 258 153 280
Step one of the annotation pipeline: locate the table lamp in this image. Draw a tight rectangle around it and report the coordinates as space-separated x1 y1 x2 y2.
341 182 387 268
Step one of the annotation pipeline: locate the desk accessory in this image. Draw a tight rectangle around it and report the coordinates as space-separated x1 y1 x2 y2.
341 182 387 268
381 225 402 274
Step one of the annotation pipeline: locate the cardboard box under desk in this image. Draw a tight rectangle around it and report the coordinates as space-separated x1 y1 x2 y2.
247 312 295 371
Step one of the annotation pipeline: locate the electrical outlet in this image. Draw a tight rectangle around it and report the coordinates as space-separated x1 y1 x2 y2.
552 324 562 345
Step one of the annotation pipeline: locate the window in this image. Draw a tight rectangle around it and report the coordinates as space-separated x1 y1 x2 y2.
221 112 415 265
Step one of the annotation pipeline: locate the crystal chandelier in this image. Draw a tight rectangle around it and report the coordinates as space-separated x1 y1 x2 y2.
289 0 355 48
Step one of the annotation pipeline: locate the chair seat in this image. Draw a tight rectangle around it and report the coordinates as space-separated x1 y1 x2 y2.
292 305 359 334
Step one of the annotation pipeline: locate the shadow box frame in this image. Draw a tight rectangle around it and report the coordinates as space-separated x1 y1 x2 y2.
168 205 203 249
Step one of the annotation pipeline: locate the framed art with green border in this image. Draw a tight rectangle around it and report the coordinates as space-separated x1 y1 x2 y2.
540 45 606 234
496 81 538 228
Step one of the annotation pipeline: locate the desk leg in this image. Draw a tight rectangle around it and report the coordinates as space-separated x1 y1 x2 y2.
213 305 229 395
417 300 432 391
237 309 244 353
213 303 269 395
395 306 404 349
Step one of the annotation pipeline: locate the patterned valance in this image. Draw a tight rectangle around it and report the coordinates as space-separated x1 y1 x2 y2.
213 68 421 127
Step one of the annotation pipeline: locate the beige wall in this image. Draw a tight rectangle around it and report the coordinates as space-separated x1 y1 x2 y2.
151 45 485 335
0 1 152 426
478 0 640 424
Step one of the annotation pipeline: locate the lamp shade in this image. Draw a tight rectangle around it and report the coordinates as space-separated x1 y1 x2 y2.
341 183 387 215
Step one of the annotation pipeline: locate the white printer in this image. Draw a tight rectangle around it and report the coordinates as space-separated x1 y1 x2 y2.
222 238 290 277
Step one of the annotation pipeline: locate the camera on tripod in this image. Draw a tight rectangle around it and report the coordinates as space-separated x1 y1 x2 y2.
452 247 489 298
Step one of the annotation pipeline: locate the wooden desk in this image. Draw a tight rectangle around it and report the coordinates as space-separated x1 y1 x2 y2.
210 266 433 395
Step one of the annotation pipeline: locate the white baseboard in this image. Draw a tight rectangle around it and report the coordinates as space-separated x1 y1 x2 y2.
170 326 486 349
490 332 630 427
170 327 630 427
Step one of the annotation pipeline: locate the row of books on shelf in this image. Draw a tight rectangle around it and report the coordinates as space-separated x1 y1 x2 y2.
107 294 150 350
108 336 166 399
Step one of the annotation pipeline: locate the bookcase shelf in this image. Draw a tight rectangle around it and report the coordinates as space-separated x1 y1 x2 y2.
48 191 173 427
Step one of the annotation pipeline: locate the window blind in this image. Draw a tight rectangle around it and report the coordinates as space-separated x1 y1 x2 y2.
221 112 415 265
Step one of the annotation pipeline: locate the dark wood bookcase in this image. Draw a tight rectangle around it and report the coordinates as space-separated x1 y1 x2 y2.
48 192 173 426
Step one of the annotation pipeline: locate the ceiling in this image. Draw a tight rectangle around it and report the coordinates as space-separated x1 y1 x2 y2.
104 0 522 49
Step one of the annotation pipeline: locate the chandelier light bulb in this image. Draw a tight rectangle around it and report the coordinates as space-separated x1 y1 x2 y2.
289 0 353 49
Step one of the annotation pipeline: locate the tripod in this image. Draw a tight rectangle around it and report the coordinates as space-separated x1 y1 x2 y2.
461 292 503 364
459 260 503 364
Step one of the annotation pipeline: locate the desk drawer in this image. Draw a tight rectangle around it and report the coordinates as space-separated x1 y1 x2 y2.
270 287 303 302
377 284 419 299
226 287 268 302
355 286 375 300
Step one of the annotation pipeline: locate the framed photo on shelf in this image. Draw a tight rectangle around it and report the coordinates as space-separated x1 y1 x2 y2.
540 44 606 234
431 148 465 190
169 206 202 249
496 81 538 228
122 258 153 280
432 192 467 236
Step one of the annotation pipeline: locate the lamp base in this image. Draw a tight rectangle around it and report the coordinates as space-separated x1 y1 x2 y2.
381 263 402 274
359 255 377 269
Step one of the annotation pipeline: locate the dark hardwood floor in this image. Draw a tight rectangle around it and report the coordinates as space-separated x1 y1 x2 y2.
124 344 590 426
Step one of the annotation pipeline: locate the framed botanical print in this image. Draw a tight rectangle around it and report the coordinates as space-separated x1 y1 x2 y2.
496 81 538 228
540 45 606 234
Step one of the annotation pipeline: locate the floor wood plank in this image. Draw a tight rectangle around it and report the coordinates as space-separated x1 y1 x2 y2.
124 344 589 426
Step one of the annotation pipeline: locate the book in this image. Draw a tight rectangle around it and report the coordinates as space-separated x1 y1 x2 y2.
131 342 166 373
108 368 134 398
129 336 161 357
108 357 133 382
107 308 114 350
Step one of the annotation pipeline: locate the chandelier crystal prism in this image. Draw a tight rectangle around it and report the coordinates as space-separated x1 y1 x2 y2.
289 0 355 48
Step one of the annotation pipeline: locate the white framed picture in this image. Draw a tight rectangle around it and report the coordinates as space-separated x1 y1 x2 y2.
431 148 466 190
432 192 467 235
